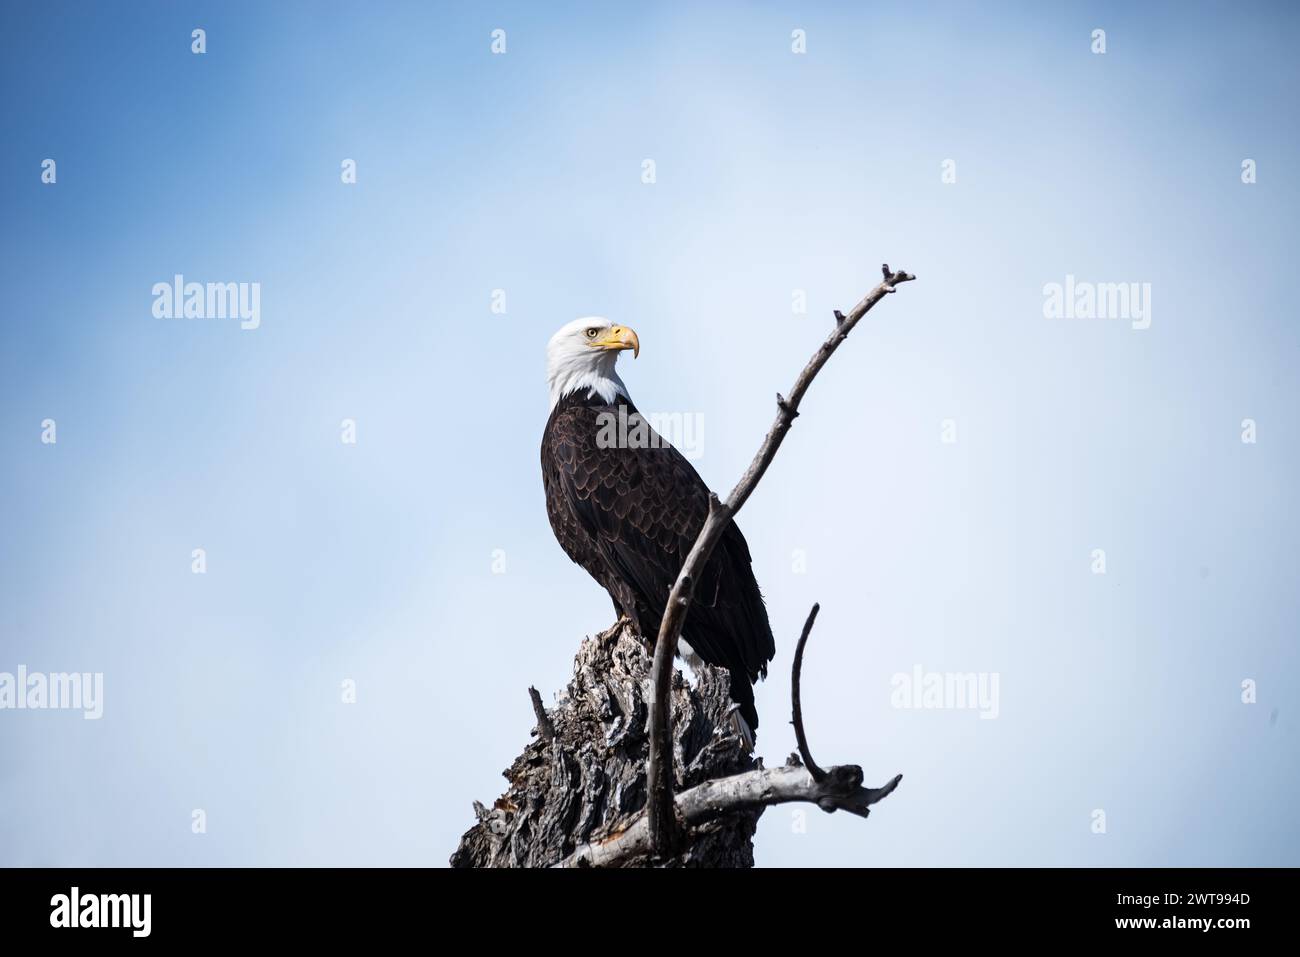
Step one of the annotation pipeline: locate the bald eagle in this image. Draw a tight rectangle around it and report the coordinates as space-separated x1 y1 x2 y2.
540 318 776 740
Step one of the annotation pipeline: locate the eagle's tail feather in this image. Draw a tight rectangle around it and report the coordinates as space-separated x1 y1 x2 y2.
727 705 756 752
728 673 760 746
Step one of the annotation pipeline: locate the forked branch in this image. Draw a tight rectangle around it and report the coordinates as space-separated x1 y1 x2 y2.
559 603 902 867
645 264 916 855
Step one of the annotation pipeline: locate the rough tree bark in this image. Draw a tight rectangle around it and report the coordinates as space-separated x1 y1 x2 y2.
450 620 760 868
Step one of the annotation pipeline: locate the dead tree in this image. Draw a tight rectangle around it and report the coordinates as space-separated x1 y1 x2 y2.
452 266 915 868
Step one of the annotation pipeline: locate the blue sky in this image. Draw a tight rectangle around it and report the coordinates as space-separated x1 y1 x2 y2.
1 1 1298 866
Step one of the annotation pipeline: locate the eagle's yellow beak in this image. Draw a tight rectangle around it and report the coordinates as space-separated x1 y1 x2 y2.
593 325 640 358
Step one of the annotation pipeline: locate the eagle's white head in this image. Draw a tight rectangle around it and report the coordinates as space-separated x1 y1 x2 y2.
546 317 640 409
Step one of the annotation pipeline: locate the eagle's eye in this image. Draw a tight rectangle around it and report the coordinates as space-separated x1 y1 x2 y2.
585 327 599 339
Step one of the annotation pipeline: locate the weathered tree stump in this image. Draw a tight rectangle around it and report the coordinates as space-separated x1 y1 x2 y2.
451 621 758 868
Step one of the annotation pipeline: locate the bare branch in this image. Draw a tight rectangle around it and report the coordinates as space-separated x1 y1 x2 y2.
558 763 903 868
790 603 826 782
645 265 917 855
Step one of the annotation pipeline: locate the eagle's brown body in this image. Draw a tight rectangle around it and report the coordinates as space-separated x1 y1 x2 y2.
541 387 775 730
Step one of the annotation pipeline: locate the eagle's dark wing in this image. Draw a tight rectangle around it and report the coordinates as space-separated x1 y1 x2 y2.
541 396 775 726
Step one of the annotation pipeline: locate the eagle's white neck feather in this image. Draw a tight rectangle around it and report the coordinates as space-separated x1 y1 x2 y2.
546 319 631 409
547 365 628 409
